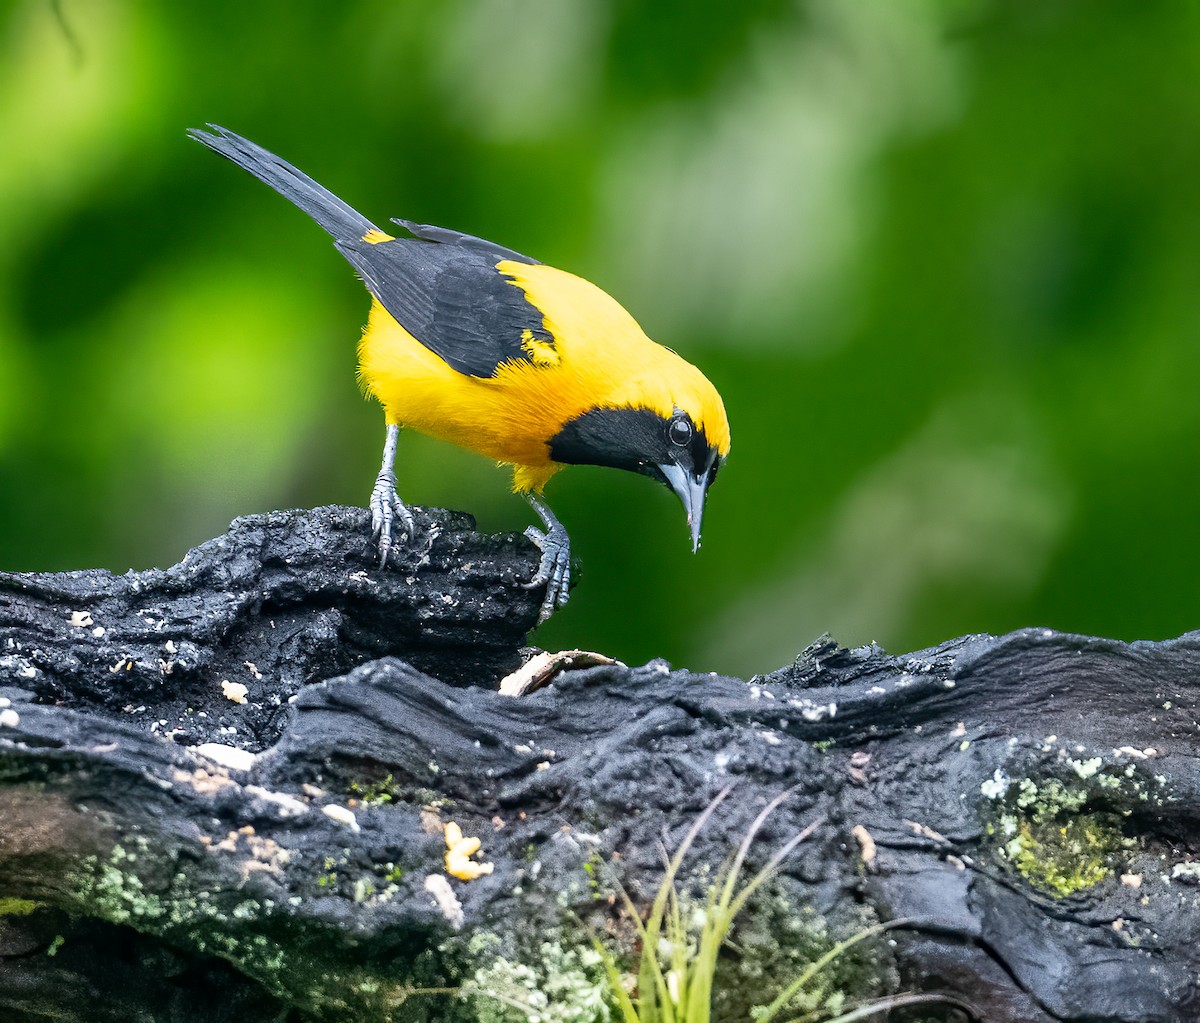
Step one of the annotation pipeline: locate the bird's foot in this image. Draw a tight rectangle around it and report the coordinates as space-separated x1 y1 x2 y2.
523 523 571 624
522 493 571 624
369 469 414 567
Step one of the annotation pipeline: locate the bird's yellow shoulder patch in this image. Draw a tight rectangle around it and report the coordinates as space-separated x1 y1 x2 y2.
362 228 395 244
520 327 560 367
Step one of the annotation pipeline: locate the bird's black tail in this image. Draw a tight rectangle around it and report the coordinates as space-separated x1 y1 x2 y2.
188 124 380 242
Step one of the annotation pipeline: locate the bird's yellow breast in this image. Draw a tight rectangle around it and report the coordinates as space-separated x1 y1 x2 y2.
356 261 729 492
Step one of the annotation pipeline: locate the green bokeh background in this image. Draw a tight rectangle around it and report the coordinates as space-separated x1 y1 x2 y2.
2 0 1198 677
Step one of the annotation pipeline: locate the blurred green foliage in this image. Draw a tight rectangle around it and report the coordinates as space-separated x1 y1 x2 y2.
2 0 1199 677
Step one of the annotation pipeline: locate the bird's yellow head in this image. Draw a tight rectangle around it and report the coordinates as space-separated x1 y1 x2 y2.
549 359 730 553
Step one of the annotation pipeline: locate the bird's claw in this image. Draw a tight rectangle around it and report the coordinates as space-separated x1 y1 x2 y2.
370 469 414 567
523 523 571 625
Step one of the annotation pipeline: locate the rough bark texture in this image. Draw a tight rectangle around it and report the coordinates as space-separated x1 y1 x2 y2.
0 505 539 749
1 506 1198 1023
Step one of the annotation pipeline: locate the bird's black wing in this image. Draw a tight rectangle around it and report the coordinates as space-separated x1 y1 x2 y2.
189 126 553 376
335 235 557 379
391 219 541 267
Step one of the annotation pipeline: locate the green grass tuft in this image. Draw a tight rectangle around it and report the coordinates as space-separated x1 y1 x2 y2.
592 786 963 1023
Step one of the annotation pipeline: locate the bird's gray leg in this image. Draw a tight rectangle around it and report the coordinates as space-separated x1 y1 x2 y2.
522 492 571 624
370 423 414 567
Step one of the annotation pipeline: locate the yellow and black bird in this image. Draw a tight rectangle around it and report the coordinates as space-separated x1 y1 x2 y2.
189 126 730 622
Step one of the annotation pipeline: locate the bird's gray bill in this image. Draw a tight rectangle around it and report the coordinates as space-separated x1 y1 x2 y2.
658 463 708 553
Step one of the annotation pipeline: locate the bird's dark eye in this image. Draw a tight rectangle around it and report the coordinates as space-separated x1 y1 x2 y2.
668 418 692 446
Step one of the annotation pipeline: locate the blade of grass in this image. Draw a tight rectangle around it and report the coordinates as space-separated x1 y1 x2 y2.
607 786 735 1023
726 815 824 923
753 919 914 1023
804 991 975 1023
592 936 642 1023
666 873 691 1018
718 787 797 912
685 802 824 1023
684 882 729 1023
609 873 670 1023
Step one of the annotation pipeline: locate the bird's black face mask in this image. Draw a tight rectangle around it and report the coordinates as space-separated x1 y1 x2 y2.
548 406 722 551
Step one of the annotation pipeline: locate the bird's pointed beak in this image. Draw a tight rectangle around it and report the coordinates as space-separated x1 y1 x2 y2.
658 463 708 553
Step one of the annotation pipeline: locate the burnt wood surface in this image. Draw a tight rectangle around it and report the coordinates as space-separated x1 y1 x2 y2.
2 506 1198 1023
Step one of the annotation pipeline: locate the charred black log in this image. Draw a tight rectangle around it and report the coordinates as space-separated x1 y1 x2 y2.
1 506 1198 1023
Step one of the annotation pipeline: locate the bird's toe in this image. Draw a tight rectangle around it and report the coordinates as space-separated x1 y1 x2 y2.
528 542 570 623
522 528 551 588
369 474 414 568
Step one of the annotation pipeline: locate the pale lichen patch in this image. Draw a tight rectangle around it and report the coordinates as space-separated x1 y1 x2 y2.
322 803 360 832
424 873 464 930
